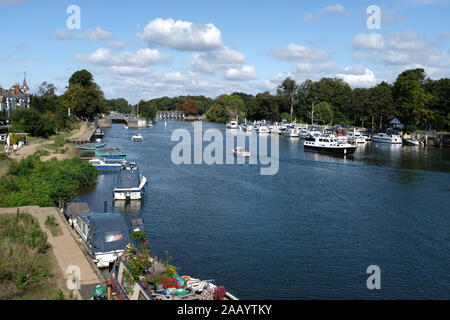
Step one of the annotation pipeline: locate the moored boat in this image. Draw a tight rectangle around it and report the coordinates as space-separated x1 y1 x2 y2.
73 212 131 268
304 135 357 155
89 158 126 172
76 142 106 150
113 169 147 201
109 249 238 300
95 148 127 159
372 133 402 144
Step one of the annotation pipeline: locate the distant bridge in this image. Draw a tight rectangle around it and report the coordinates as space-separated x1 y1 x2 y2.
156 110 185 120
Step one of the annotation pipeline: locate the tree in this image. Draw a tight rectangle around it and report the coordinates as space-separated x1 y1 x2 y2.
68 69 94 88
178 100 199 116
393 69 434 128
308 101 334 125
424 78 450 130
60 83 107 119
277 77 299 122
61 71 107 119
32 82 59 113
10 108 55 138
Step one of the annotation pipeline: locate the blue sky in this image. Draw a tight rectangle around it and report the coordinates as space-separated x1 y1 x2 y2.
1 0 450 104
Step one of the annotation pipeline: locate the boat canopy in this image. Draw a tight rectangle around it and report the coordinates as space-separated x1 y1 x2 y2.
115 170 141 189
84 213 131 254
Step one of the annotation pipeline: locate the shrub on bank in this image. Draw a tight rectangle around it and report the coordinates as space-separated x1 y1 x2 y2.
0 213 52 299
0 156 98 207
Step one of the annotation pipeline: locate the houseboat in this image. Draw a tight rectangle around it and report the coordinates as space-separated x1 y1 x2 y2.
113 169 147 201
304 135 357 155
110 250 238 300
73 212 131 268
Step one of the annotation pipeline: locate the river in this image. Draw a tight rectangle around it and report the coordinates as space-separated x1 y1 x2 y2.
75 121 450 299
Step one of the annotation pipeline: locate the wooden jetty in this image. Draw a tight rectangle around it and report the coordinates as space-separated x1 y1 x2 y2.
70 121 97 145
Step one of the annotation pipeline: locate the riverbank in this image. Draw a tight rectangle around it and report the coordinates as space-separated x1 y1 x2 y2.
0 206 105 300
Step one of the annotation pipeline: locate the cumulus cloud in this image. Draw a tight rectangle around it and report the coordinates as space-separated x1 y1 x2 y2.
137 18 223 51
109 41 128 49
269 43 330 63
224 66 257 81
74 48 172 67
190 46 246 74
303 4 348 22
352 30 450 69
337 68 377 88
53 27 113 41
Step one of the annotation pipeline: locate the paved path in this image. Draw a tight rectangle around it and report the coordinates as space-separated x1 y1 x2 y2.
0 206 105 300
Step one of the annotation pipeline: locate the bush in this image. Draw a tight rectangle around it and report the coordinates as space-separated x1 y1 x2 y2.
405 125 418 134
0 156 98 207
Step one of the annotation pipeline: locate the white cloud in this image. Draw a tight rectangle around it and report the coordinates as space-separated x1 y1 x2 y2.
190 46 246 74
53 27 113 41
74 48 172 67
137 18 223 51
224 66 257 81
352 33 385 51
352 31 450 70
303 4 348 22
269 43 330 63
337 68 377 88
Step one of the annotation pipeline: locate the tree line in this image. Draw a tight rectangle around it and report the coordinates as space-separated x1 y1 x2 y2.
110 68 448 132
8 68 449 138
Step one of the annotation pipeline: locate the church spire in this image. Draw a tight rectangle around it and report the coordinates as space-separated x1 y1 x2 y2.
22 72 29 92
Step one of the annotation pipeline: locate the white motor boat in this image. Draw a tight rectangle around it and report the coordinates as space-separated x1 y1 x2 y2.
284 128 299 138
269 124 282 134
131 132 144 142
257 125 270 134
304 136 357 155
347 131 366 144
232 147 251 157
73 212 131 268
113 170 147 201
372 133 403 144
226 121 238 129
404 139 422 146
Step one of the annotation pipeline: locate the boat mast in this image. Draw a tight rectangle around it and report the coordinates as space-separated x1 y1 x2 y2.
311 101 314 126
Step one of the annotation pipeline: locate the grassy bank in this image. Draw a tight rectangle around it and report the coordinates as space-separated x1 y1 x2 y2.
0 213 70 299
0 155 98 207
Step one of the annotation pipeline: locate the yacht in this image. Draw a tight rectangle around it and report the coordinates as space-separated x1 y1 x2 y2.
226 121 238 129
113 170 147 201
131 132 144 142
304 135 357 155
269 124 282 135
372 133 403 144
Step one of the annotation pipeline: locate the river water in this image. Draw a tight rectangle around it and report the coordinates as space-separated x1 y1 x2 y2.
76 121 450 299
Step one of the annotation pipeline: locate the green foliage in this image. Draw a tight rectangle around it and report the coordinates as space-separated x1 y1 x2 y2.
0 213 53 299
310 102 334 125
0 156 98 207
405 125 418 134
68 69 94 88
60 82 107 120
10 108 55 138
